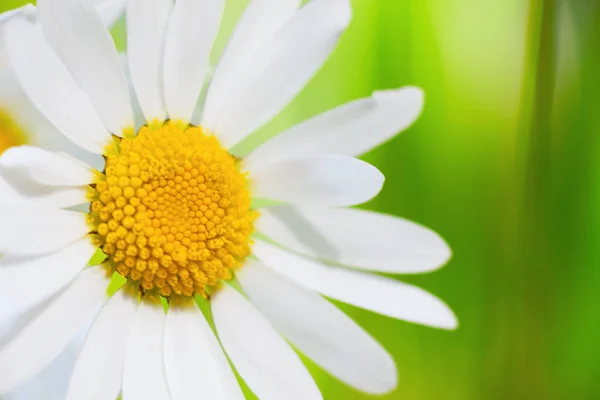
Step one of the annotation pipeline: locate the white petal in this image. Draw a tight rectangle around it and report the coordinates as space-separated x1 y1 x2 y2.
94 0 128 28
123 303 171 400
163 0 224 123
238 262 397 394
208 0 351 149
127 0 172 123
251 155 383 207
0 307 38 349
202 0 300 128
66 289 138 400
0 206 89 257
0 173 87 208
0 61 105 169
212 285 322 400
119 52 147 132
253 241 459 330
164 305 243 400
245 87 425 170
5 18 111 154
38 0 134 135
0 146 94 187
2 326 88 400
0 5 35 25
0 238 97 325
0 266 108 393
257 205 451 274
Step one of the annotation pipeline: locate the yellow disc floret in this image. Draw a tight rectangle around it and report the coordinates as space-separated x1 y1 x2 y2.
0 110 26 155
88 122 256 299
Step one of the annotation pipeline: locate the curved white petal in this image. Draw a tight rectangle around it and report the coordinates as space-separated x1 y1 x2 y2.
2 326 88 400
203 0 300 128
0 307 39 349
0 6 35 25
4 18 111 154
238 262 397 394
0 266 108 393
127 0 172 123
253 241 459 330
257 205 451 273
0 238 96 325
38 0 133 135
208 0 351 149
163 0 224 123
0 174 87 208
66 289 138 400
123 303 171 400
0 62 105 170
251 155 384 207
94 0 128 28
0 206 89 257
0 146 94 186
245 87 425 169
164 305 243 400
212 285 322 400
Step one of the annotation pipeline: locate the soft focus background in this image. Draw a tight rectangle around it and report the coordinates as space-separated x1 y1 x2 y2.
3 0 599 399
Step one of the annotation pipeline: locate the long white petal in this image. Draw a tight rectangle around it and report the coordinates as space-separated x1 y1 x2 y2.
0 206 88 257
238 262 397 394
251 155 383 207
0 146 94 187
245 87 425 169
0 173 87 208
4 18 111 154
2 326 88 400
257 205 451 274
0 266 108 393
163 305 243 400
38 0 134 135
66 289 138 400
212 285 322 400
202 0 300 128
163 0 224 123
0 59 105 170
127 0 172 123
0 307 39 349
0 5 35 25
0 238 96 325
123 303 171 400
208 0 351 149
94 0 128 28
253 241 458 330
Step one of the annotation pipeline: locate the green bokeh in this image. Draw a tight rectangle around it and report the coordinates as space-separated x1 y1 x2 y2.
2 0 599 399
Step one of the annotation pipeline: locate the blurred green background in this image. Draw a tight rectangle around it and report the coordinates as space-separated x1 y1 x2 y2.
3 0 600 399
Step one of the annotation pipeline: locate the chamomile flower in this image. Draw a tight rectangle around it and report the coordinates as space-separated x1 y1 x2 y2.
0 0 458 399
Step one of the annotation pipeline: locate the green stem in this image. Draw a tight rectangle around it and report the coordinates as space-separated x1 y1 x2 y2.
527 0 556 205
514 0 557 397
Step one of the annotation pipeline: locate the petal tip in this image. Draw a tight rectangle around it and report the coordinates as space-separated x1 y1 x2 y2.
371 360 399 395
438 307 459 331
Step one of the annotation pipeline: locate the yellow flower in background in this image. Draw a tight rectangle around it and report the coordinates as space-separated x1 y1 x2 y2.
0 0 457 400
0 111 25 155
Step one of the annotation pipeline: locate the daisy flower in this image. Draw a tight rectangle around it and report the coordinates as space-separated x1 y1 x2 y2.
0 0 458 399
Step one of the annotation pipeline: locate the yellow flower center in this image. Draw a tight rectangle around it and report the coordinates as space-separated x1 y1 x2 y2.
88 122 257 299
0 110 26 155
